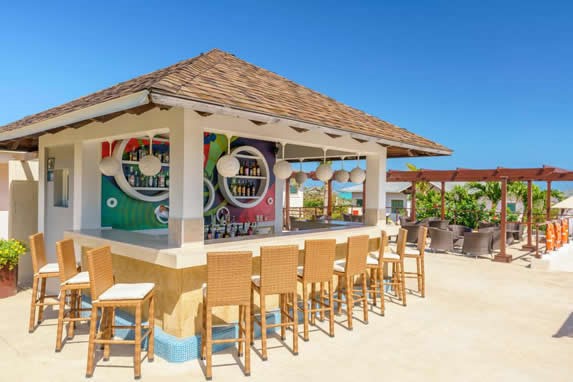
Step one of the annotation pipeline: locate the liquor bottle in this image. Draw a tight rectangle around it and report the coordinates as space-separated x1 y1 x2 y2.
214 226 220 239
256 163 261 177
132 167 137 186
206 225 213 240
165 172 170 187
239 161 244 176
223 225 230 238
241 181 245 196
139 145 146 159
230 178 236 195
134 169 140 187
230 224 236 238
247 223 253 236
164 151 169 164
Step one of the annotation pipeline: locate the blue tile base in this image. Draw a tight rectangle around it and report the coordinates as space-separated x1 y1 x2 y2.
80 281 394 363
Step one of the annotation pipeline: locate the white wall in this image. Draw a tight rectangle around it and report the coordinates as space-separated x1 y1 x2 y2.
43 145 75 291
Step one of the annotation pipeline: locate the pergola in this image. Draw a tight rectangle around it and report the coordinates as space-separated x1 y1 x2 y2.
387 166 573 263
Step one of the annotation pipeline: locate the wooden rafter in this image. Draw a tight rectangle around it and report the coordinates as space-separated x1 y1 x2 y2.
387 166 573 182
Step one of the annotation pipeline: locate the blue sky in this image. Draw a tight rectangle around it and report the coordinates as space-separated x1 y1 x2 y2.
1 1 572 189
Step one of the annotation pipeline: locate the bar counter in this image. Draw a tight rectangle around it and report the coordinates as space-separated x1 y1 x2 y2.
64 224 396 338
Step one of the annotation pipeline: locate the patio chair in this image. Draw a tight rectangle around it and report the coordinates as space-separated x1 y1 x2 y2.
365 230 388 314
479 226 502 251
202 251 252 379
28 232 60 333
461 232 493 259
381 228 408 306
333 235 370 330
404 226 428 297
398 215 413 226
343 213 352 222
251 245 299 360
402 223 420 244
478 221 497 229
507 222 524 242
85 246 155 379
428 227 455 253
428 220 449 230
55 239 91 352
297 239 336 341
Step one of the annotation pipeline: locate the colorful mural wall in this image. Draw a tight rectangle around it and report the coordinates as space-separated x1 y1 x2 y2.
101 138 170 231
203 133 276 226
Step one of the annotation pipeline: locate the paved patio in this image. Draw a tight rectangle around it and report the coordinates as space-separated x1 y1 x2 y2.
1 246 572 382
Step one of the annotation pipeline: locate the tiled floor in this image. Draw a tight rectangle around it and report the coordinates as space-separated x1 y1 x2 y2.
1 244 572 381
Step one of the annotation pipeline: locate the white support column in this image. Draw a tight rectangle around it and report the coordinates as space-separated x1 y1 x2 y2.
73 141 101 230
364 150 387 227
274 174 285 233
37 139 46 234
168 108 204 247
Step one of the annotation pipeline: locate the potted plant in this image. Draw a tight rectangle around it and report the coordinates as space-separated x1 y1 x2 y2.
0 239 27 298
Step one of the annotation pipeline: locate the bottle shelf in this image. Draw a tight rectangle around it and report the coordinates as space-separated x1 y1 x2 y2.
231 175 265 179
133 187 169 191
123 160 169 167
218 145 270 209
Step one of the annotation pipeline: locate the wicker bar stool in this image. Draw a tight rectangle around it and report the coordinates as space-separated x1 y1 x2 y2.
333 235 370 330
55 238 91 352
28 232 60 333
365 230 388 314
297 239 336 341
250 245 298 360
201 251 252 380
374 228 407 306
85 246 155 379
403 226 428 297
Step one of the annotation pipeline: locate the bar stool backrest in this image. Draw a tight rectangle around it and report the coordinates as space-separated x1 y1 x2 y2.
86 246 114 301
206 251 252 307
417 226 428 254
260 245 298 294
29 232 47 274
377 230 389 257
56 239 78 284
344 235 370 275
396 228 407 258
303 239 336 283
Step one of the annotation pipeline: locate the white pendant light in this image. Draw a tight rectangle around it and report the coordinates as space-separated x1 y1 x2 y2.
273 142 292 180
139 135 162 176
294 160 307 186
350 153 366 183
316 148 333 182
99 140 121 176
334 156 350 183
216 135 240 177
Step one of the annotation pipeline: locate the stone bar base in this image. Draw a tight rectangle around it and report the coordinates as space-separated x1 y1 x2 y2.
168 217 204 247
364 208 386 226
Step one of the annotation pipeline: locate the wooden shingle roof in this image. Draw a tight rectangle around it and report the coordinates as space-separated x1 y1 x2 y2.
0 49 451 155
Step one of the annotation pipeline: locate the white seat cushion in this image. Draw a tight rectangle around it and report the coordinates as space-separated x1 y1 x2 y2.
404 248 420 256
38 263 59 274
366 256 380 266
369 251 400 260
98 283 154 301
251 275 261 287
296 266 304 277
333 260 346 273
62 271 89 285
202 283 207 298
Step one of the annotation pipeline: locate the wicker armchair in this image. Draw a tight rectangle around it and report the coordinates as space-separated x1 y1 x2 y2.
428 220 450 230
402 224 421 244
461 232 493 259
428 228 454 253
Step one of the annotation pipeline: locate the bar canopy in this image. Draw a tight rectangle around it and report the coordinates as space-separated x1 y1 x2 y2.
387 165 573 182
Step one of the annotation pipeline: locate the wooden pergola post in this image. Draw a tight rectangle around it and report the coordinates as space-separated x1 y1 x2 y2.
494 176 512 263
284 176 291 230
327 178 333 217
440 181 446 220
546 180 552 221
523 180 535 250
410 181 417 221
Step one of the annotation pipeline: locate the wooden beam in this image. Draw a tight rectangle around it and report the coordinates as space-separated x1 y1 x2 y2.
195 110 213 117
249 119 267 126
325 133 342 139
410 181 417 221
289 126 309 133
284 177 291 230
327 178 333 217
523 180 535 250
494 177 512 263
440 181 446 220
546 181 552 220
